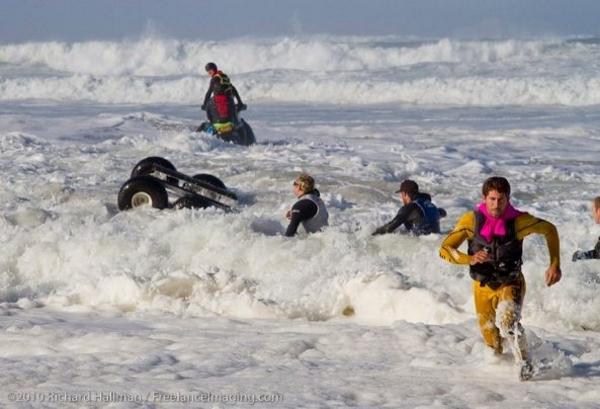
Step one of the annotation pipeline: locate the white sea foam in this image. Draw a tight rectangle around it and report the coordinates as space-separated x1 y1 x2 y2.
1 103 599 331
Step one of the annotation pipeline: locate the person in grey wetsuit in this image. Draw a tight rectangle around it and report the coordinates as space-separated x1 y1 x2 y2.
573 196 600 261
372 179 446 236
285 173 329 237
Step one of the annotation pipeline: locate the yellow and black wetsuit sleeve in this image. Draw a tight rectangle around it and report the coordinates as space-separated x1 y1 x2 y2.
439 211 475 265
514 213 561 268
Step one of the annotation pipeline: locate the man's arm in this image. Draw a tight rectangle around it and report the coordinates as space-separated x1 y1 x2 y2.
231 85 244 105
439 211 475 265
285 200 318 237
515 213 561 286
372 204 417 235
515 214 560 268
202 78 216 107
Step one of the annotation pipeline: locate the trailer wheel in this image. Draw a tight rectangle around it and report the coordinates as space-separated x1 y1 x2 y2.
174 195 213 209
118 176 169 211
131 156 176 178
193 174 226 190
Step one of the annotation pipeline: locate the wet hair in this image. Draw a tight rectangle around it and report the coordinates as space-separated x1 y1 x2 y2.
482 176 511 197
594 196 600 211
294 173 315 193
205 62 217 72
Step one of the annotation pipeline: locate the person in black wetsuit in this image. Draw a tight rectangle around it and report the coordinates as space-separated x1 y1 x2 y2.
284 173 329 237
201 62 246 124
573 196 600 261
372 179 446 236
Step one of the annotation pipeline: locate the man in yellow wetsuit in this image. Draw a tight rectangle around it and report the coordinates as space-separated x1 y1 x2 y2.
439 176 561 381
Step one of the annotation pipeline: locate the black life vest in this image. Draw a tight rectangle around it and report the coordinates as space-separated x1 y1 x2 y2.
468 211 523 288
212 71 233 96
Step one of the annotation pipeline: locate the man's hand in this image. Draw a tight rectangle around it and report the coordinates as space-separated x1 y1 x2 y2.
285 210 291 220
545 265 561 286
469 250 490 265
201 104 207 111
572 250 595 261
572 250 584 262
372 227 385 236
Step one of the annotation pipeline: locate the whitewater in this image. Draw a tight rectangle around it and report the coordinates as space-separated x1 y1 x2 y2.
1 36 600 408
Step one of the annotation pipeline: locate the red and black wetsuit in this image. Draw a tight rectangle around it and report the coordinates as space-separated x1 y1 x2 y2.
203 71 243 122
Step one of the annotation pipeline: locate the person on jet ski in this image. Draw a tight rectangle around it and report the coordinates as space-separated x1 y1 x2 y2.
201 62 246 133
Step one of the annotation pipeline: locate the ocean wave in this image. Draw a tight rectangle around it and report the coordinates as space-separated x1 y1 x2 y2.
2 36 598 106
2 73 600 106
0 36 580 76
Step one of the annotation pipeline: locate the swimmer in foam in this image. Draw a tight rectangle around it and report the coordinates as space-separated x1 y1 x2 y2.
572 196 600 261
372 179 446 236
284 173 329 237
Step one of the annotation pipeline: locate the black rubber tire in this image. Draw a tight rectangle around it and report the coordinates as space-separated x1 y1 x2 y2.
130 156 176 178
192 174 226 190
173 195 213 209
118 176 169 211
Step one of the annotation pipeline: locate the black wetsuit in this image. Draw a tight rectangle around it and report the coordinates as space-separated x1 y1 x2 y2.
372 192 445 236
285 189 325 237
573 237 600 261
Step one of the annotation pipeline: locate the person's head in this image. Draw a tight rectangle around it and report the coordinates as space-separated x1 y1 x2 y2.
395 179 419 205
592 196 600 224
205 62 217 76
293 173 315 197
481 176 511 217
